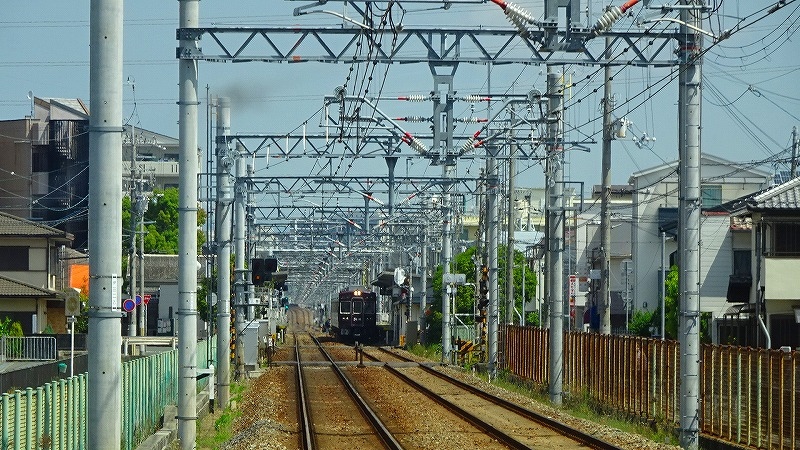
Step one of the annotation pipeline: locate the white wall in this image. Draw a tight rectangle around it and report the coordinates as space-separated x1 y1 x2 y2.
699 214 734 317
630 158 770 313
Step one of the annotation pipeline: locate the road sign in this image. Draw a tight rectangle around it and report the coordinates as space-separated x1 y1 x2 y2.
64 288 81 317
123 298 136 312
569 274 578 298
443 273 467 285
135 295 142 305
144 294 152 304
393 267 407 286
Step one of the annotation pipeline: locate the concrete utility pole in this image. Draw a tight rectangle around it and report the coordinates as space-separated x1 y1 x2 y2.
129 123 138 339
487 143 500 377
546 65 565 406
432 70 456 364
215 97 232 409
88 0 123 447
234 142 247 377
661 231 666 341
177 0 200 446
678 1 704 448
441 180 453 363
139 201 146 342
420 229 427 343
246 158 255 318
505 137 516 326
599 35 613 335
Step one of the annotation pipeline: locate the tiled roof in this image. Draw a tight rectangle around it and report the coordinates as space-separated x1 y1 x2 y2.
748 176 800 211
0 212 73 240
0 275 59 298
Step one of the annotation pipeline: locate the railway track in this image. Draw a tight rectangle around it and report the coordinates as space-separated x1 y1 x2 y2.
363 346 625 449
294 333 402 449
227 321 634 449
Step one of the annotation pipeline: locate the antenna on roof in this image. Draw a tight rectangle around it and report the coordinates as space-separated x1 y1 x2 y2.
27 91 33 118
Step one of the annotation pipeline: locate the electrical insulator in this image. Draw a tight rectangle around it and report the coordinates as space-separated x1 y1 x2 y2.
402 132 429 153
396 116 428 123
457 117 488 124
591 0 640 36
491 0 536 36
460 137 477 153
398 95 428 102
409 136 428 153
462 95 491 102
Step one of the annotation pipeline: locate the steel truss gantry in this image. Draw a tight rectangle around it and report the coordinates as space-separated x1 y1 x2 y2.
178 6 703 447
177 26 678 67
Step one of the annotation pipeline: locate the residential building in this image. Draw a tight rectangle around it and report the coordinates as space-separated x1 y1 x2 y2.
0 97 188 249
0 211 74 334
628 154 771 320
141 254 210 337
726 176 800 349
122 124 180 191
574 206 634 332
0 98 90 248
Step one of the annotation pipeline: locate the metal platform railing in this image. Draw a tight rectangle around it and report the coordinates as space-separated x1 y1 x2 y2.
0 336 57 361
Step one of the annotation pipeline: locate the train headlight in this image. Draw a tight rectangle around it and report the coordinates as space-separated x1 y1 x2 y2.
353 290 361 296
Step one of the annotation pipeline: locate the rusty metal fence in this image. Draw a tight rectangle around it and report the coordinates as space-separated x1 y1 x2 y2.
503 326 799 449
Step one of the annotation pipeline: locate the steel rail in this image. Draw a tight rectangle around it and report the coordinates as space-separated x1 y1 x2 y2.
377 347 623 450
310 334 404 450
294 334 316 450
383 364 534 449
415 365 623 449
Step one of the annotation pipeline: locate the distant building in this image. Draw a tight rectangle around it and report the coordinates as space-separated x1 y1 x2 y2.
0 98 90 248
0 97 190 249
122 124 181 191
628 154 771 317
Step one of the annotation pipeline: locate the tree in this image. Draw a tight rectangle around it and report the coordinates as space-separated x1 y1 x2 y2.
664 265 679 339
425 244 538 344
122 187 207 255
636 265 711 343
122 186 208 296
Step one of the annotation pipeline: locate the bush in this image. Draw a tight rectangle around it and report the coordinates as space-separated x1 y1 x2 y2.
627 310 655 337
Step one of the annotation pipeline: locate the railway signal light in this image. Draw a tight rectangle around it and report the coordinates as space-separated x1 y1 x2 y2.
479 265 489 297
251 258 267 286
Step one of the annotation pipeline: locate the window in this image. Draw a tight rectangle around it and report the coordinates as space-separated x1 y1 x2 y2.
364 300 376 314
732 250 751 277
701 185 722 208
339 301 351 314
353 301 363 314
773 223 800 256
32 146 48 172
0 247 29 270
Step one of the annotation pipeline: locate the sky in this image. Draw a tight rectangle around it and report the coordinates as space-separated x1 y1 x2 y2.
1 0 799 204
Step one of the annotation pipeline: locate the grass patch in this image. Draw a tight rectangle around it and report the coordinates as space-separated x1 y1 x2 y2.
195 380 249 449
474 369 679 446
406 342 442 361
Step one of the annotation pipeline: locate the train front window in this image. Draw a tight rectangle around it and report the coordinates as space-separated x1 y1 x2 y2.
364 301 376 314
352 300 363 314
339 301 351 314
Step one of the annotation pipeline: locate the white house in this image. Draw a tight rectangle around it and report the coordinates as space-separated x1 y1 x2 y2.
628 154 771 319
726 176 800 349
